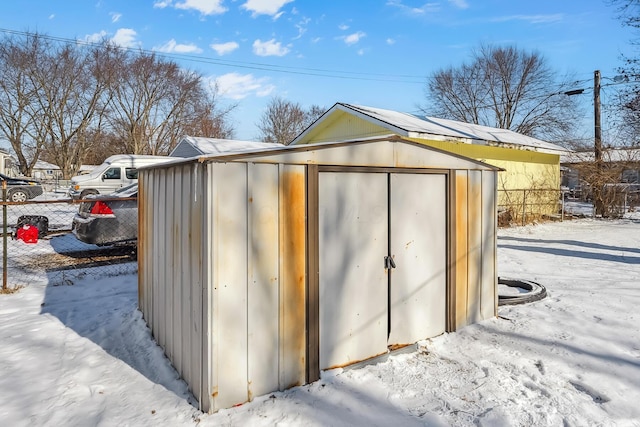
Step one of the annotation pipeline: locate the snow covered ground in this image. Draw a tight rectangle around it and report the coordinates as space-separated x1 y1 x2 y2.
1 210 639 426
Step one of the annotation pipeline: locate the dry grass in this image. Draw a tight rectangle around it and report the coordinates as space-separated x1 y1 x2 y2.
0 285 25 294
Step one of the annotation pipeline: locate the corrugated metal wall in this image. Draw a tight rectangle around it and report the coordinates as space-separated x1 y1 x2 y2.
138 162 207 408
451 169 497 329
140 161 307 413
206 161 307 411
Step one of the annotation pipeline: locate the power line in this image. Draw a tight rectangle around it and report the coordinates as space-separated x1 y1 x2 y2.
0 27 427 84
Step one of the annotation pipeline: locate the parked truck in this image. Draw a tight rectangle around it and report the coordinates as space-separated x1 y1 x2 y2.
68 154 173 199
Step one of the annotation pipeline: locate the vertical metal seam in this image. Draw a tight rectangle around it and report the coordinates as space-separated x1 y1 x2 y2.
387 173 392 339
445 171 452 332
479 171 484 318
246 162 251 401
306 164 320 383
447 171 452 331
466 172 471 326
305 164 310 383
278 163 284 390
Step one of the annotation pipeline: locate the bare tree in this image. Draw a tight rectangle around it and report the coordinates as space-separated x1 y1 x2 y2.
180 97 236 140
154 80 236 149
107 51 227 155
28 41 111 179
608 0 640 146
617 91 640 144
257 97 325 144
0 33 49 176
40 128 121 167
426 63 487 126
0 31 237 176
305 104 326 126
423 44 581 143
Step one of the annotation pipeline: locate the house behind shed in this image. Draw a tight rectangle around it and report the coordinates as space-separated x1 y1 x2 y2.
138 136 501 413
292 103 570 221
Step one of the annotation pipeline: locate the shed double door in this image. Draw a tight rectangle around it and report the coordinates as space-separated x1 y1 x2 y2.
318 171 447 370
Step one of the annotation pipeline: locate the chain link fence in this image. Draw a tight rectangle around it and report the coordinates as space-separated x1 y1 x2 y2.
497 188 562 226
1 189 138 290
498 187 640 226
5 184 635 287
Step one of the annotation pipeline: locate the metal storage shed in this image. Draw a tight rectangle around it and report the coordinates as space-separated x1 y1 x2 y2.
137 135 501 413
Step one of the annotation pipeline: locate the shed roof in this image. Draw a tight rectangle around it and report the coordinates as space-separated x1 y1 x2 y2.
33 160 60 170
170 136 284 157
151 135 502 172
561 147 640 164
291 103 569 155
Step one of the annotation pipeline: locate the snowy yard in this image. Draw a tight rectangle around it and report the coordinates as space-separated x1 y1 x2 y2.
0 212 639 426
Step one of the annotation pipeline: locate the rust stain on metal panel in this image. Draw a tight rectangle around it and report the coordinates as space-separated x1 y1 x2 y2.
388 343 411 351
454 173 469 330
280 167 307 387
467 173 482 324
324 350 389 371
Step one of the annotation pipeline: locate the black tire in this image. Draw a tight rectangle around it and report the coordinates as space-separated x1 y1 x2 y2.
8 189 28 203
498 278 547 306
80 189 99 199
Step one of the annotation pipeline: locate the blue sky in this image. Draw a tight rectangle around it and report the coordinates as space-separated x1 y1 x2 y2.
0 0 634 141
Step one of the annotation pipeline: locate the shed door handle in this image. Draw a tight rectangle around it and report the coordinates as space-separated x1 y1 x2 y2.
384 255 396 269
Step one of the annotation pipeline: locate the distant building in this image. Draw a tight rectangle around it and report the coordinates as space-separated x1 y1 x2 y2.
31 160 63 180
0 149 9 175
561 147 640 188
170 136 284 158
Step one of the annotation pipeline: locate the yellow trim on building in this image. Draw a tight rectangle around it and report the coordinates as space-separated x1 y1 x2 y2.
404 137 558 166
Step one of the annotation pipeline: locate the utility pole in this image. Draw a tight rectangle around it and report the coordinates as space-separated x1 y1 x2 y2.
593 70 605 217
564 70 606 216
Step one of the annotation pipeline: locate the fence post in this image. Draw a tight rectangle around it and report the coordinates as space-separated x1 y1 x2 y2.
521 189 526 226
2 180 7 291
561 190 565 222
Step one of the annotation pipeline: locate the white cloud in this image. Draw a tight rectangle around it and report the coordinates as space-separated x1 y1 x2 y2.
448 0 469 9
252 38 290 56
155 0 227 15
48 14 55 20
491 14 564 24
211 41 239 55
214 72 275 100
110 12 122 23
293 17 310 40
241 0 293 17
111 28 140 48
155 39 203 53
153 0 172 8
386 38 396 45
83 31 109 44
342 31 366 46
338 23 349 31
385 0 441 16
